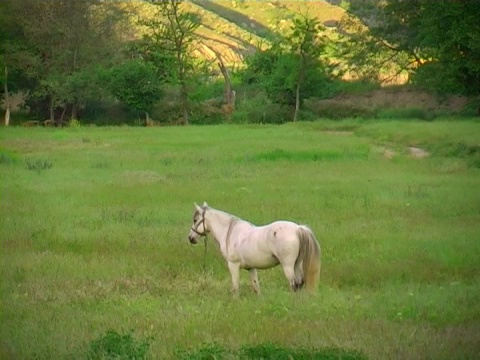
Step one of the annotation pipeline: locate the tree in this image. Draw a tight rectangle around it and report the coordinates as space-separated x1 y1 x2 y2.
0 0 35 125
242 14 329 121
143 0 202 125
103 60 162 122
342 0 480 96
0 0 128 122
285 15 327 121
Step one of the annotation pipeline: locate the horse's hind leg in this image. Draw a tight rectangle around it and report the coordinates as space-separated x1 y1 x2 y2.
282 264 301 292
249 269 261 295
294 259 305 290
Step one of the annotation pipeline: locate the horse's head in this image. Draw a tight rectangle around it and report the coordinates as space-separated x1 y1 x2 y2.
188 202 209 244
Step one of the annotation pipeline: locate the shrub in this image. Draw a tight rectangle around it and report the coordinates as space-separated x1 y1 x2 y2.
377 107 433 120
87 330 152 360
303 98 376 119
68 118 82 128
189 98 225 125
0 150 18 165
177 342 368 360
233 93 293 124
25 158 53 173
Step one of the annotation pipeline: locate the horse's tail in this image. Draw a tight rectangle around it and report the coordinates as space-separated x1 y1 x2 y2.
296 226 321 292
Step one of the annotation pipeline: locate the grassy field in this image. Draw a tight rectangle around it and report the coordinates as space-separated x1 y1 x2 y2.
1 120 479 359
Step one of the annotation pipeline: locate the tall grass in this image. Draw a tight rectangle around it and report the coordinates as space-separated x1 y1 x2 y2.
1 121 479 359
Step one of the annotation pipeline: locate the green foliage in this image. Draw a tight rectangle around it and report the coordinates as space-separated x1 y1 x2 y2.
247 148 369 162
68 118 82 128
0 149 18 165
141 1 204 124
177 343 368 359
232 93 293 124
345 0 480 96
241 49 333 106
0 0 128 120
239 12 331 117
176 343 227 359
25 158 52 173
376 108 432 121
101 60 162 119
431 142 480 169
303 99 375 120
87 330 152 360
188 100 224 125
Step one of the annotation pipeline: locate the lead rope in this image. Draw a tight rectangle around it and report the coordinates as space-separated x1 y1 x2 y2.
202 235 208 273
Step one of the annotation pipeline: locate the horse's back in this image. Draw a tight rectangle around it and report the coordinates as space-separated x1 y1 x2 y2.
232 221 300 269
264 220 302 240
258 221 303 260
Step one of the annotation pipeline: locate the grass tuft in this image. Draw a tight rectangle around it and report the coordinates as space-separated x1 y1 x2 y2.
87 330 152 360
25 158 53 172
177 343 368 359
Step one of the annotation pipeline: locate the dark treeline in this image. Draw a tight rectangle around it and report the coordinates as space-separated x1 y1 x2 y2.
1 0 479 126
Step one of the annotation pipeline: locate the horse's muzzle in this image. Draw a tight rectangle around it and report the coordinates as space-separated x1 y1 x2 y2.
189 236 198 244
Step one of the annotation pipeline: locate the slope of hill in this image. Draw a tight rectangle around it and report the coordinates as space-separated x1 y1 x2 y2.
135 0 346 66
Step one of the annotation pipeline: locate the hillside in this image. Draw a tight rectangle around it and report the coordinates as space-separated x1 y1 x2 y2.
135 0 346 66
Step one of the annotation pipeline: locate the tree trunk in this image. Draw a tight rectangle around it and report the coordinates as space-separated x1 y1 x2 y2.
4 65 11 126
218 58 235 107
294 82 301 122
294 54 306 123
49 97 55 121
60 105 67 123
180 82 189 125
71 103 78 120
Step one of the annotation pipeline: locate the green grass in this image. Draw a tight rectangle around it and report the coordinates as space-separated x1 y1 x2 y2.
1 121 480 359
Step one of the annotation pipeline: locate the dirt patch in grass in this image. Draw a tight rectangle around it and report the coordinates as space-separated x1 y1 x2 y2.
409 147 430 158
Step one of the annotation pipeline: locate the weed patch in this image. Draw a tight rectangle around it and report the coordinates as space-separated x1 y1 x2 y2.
377 107 433 120
431 142 480 168
177 343 368 359
246 148 368 162
25 158 53 172
87 330 152 360
0 149 18 165
303 99 376 119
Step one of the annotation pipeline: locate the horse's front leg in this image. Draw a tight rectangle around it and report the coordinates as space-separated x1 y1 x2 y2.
249 269 261 295
227 261 240 296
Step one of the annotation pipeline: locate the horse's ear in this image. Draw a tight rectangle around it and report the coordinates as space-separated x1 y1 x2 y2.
202 201 208 208
194 202 202 212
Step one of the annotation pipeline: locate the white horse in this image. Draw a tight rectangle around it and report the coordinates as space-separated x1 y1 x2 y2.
188 202 321 295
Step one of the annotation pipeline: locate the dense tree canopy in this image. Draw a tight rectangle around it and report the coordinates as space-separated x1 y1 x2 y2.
1 0 478 125
344 0 480 95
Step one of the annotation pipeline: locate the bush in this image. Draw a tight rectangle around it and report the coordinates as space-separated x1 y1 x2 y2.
0 149 19 165
25 158 53 173
87 330 152 360
303 98 376 119
232 93 293 124
459 98 480 117
189 98 225 125
377 107 434 120
68 118 82 128
177 342 368 360
234 102 293 124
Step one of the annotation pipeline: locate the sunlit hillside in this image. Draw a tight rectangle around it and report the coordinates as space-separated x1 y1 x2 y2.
130 0 346 66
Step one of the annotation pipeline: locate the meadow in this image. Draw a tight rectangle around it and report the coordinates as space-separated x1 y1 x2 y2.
1 119 479 359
